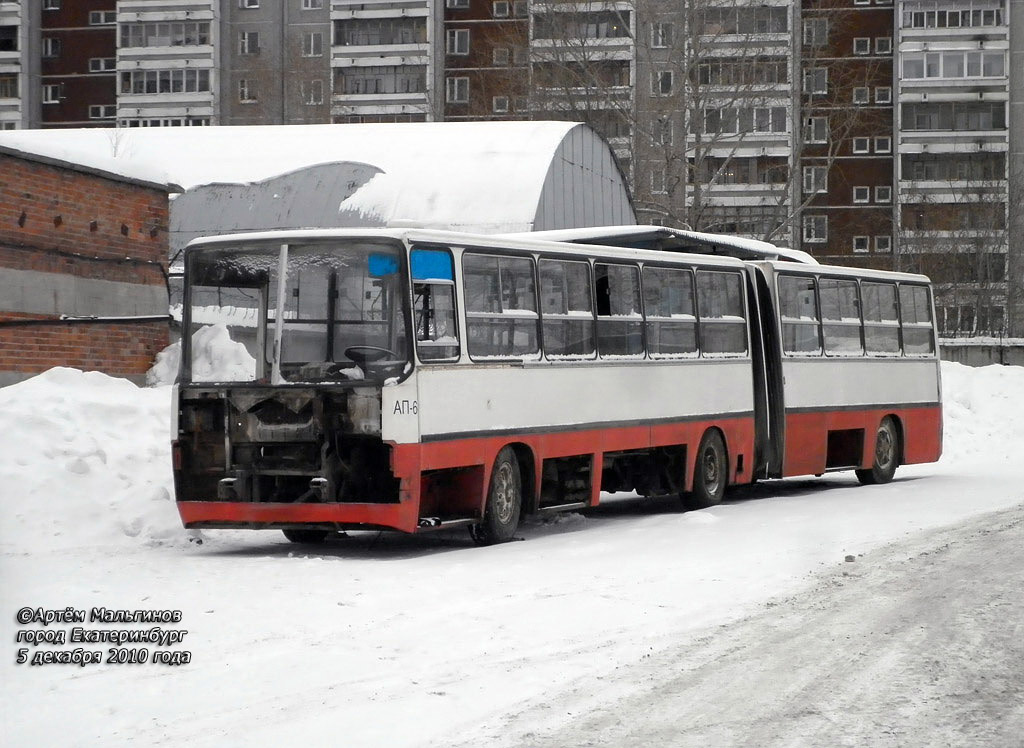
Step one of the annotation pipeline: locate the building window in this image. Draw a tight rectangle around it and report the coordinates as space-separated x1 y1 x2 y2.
803 215 827 243
875 136 892 153
121 22 211 48
88 104 116 119
853 236 870 253
88 57 116 73
89 11 117 25
239 79 257 103
493 96 509 113
803 17 828 47
42 84 64 104
875 86 892 104
302 32 323 56
446 76 469 103
302 0 324 8
875 236 892 253
803 165 827 193
652 22 673 48
853 186 870 203
447 0 470 7
903 51 1005 80
512 47 528 65
0 74 17 98
652 70 673 96
239 31 259 55
239 0 259 8
43 0 61 9
493 47 509 66
120 68 211 94
446 29 469 55
804 117 828 143
513 0 527 17
651 167 667 194
804 68 827 94
853 137 870 154
876 37 892 55
0 26 17 53
42 38 61 58
492 0 509 16
653 118 673 146
853 87 870 104
875 186 892 203
304 79 324 105
1 122 16 130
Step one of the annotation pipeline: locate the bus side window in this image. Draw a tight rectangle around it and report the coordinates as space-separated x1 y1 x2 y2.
862 281 901 355
594 263 643 357
820 278 863 356
778 275 821 356
411 248 459 362
697 270 748 357
540 259 596 359
642 266 697 358
899 284 935 356
463 253 539 359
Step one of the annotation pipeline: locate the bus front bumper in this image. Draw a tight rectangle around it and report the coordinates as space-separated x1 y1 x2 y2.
177 500 420 534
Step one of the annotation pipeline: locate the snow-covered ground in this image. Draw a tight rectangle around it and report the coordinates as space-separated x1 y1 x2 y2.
1 362 1022 746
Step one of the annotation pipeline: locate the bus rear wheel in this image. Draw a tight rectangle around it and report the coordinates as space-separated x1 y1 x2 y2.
684 430 727 510
469 447 522 546
282 529 330 544
856 417 899 485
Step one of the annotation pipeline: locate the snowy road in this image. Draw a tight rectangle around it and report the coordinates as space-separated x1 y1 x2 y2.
475 503 1024 748
2 362 1023 746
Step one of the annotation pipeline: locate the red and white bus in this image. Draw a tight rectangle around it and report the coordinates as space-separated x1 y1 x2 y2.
172 227 941 544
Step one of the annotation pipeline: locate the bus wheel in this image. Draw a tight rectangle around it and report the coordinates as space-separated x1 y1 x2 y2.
685 430 727 510
282 529 329 544
470 447 522 546
856 417 899 485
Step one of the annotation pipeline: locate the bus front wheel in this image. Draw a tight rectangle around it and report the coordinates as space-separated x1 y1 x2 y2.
685 430 727 510
470 447 522 546
856 417 899 485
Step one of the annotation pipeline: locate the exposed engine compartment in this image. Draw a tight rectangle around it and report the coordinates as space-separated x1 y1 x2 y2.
174 386 400 505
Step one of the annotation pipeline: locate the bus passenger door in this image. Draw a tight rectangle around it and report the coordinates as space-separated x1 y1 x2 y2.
750 264 786 479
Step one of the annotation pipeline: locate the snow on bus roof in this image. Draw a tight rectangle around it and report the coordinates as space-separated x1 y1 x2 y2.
0 122 604 233
509 225 818 264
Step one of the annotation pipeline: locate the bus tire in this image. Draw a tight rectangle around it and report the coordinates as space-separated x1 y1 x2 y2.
470 447 522 546
282 529 330 544
856 417 899 485
685 430 727 510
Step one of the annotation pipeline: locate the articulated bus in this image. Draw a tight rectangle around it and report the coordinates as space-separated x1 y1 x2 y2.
172 227 941 544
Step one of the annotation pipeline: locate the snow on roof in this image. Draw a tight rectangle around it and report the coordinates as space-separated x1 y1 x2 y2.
510 225 818 264
0 122 591 232
0 137 175 190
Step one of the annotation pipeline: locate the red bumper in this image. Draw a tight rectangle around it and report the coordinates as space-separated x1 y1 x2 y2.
177 500 420 533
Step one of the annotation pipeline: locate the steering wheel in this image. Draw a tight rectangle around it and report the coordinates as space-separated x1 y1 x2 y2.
344 345 398 367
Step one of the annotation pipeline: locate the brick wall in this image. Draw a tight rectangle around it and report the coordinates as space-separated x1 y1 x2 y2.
0 151 171 383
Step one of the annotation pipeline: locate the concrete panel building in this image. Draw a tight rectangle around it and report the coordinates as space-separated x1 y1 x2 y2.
0 144 174 385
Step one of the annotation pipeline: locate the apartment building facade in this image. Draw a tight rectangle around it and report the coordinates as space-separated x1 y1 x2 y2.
0 0 31 129
4 1 1021 334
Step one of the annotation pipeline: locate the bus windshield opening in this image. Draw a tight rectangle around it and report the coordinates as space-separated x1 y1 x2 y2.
184 240 409 384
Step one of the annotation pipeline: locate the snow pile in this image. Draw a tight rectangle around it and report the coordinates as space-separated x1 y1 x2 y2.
0 368 182 550
147 323 256 386
939 361 1024 462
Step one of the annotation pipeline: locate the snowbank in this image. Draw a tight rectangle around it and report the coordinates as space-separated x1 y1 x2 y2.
148 323 257 386
938 361 1024 462
0 368 182 550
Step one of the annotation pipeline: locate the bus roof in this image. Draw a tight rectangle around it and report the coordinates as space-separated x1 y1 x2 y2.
183 227 751 270
503 225 818 265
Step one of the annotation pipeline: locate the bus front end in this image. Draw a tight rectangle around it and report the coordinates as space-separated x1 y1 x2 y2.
172 234 423 536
